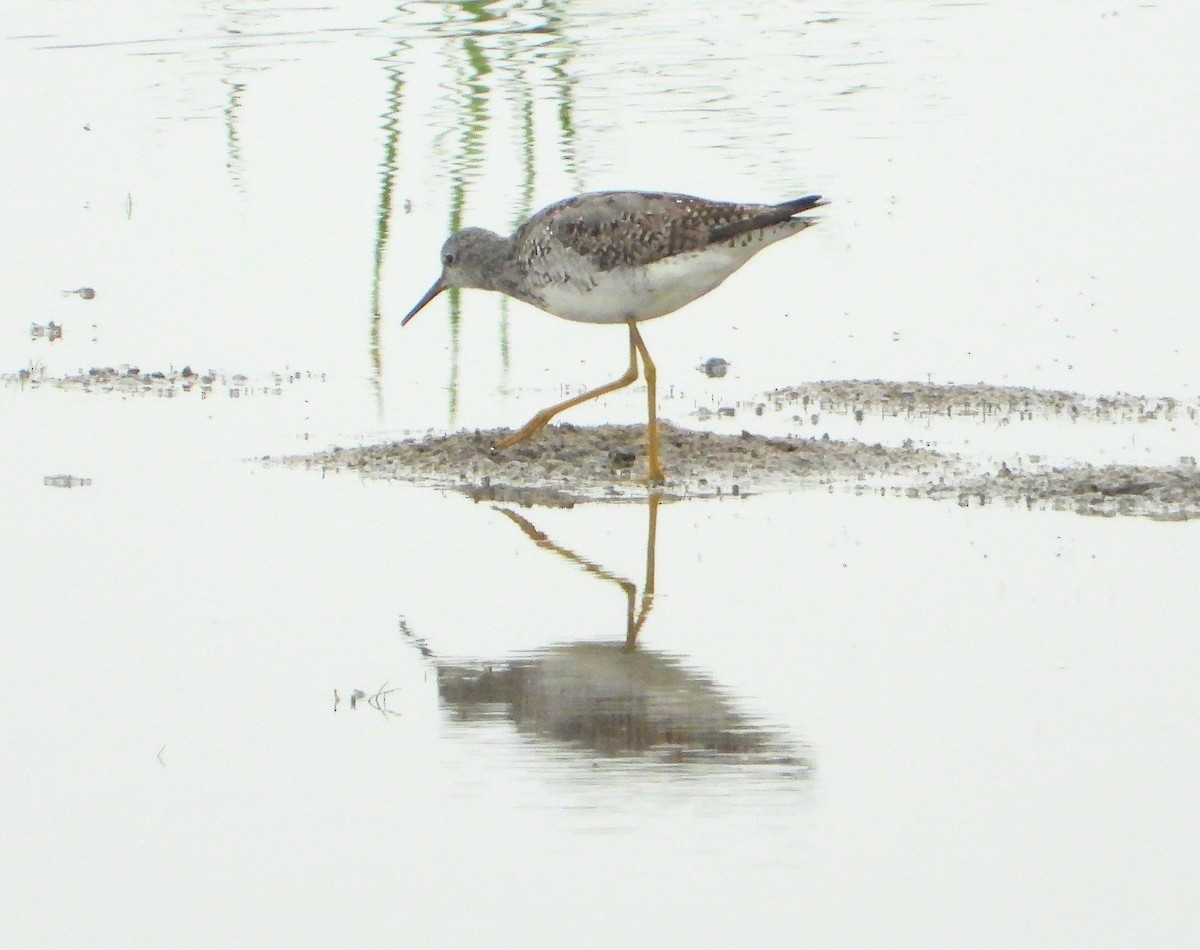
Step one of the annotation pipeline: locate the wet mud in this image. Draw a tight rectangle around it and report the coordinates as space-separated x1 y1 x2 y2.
934 461 1200 521
764 379 1194 422
281 421 952 506
281 380 1200 520
9 365 1198 518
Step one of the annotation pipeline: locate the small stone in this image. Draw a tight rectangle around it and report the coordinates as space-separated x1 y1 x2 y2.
699 357 729 378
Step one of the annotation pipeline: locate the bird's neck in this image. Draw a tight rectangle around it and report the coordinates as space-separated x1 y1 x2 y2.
459 233 546 309
476 238 544 307
468 234 518 294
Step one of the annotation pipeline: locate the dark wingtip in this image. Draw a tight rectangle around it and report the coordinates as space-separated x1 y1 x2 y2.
786 195 826 215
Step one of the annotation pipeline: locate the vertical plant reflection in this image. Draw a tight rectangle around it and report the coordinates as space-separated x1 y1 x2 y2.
443 35 492 424
495 54 537 387
369 0 581 425
369 57 406 419
222 78 247 193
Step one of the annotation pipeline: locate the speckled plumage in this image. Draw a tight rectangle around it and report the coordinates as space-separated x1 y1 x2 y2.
402 190 824 326
515 191 823 273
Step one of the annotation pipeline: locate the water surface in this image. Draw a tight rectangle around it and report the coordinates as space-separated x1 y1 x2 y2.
3 2 1199 946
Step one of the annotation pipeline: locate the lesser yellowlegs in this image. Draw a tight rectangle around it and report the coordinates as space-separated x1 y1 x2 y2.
401 190 825 483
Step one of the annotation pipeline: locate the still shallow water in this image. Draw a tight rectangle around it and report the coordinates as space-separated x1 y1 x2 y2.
3 1 1200 947
5 392 1199 946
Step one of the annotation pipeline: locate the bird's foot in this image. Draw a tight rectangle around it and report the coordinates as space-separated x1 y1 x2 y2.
493 422 546 453
491 432 521 453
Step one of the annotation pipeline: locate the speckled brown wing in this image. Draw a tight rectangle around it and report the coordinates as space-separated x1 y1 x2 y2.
513 191 822 274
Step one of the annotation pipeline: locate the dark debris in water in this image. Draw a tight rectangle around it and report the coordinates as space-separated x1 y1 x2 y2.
2 364 325 398
698 356 729 378
44 474 92 488
30 321 63 342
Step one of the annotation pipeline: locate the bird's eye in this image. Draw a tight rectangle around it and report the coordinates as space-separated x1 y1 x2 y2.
442 252 455 266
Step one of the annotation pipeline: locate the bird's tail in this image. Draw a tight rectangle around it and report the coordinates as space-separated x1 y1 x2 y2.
709 194 826 243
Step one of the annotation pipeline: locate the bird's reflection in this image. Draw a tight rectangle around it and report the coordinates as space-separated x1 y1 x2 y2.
411 496 808 770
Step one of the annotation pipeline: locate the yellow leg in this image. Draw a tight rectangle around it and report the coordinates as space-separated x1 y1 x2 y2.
494 325 639 451
629 322 664 484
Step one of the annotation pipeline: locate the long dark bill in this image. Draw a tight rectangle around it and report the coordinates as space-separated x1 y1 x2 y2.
400 276 447 326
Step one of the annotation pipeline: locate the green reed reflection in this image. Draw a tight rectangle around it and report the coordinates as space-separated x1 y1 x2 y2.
443 35 492 424
222 79 247 192
459 0 502 22
550 66 580 188
368 0 580 423
369 60 405 417
495 55 537 386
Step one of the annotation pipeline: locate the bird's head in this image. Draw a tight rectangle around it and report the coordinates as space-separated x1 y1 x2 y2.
401 228 509 326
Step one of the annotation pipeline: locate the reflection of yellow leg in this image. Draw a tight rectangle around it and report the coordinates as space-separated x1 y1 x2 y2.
494 325 639 451
629 322 664 484
626 492 660 650
494 493 661 651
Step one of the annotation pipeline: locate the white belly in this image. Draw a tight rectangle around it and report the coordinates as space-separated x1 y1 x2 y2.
537 244 759 325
